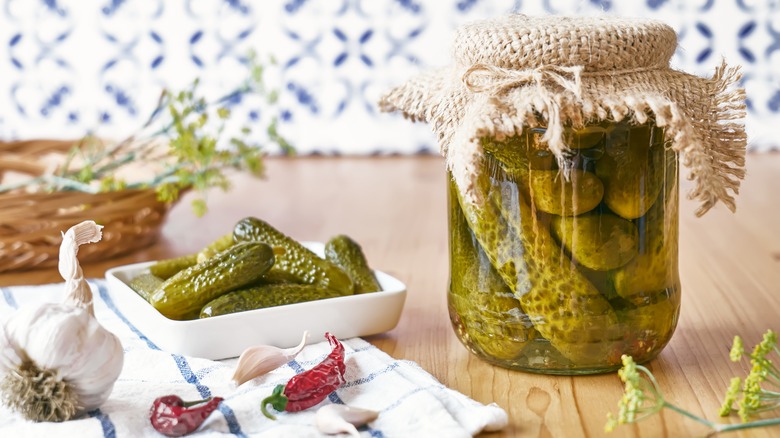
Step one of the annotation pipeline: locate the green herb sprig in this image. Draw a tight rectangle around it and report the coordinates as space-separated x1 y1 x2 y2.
0 50 291 216
606 330 780 435
720 330 780 421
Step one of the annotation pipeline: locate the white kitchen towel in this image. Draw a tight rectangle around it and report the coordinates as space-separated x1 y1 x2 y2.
0 280 507 437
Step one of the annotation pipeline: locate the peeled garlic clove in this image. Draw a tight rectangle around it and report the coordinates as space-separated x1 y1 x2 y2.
232 331 309 385
315 404 379 437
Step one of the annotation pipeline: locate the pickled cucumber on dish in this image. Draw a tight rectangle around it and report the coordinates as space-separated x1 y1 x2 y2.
324 235 381 294
197 233 235 263
611 163 679 300
550 213 638 271
448 179 536 360
454 156 620 363
529 170 603 216
200 284 346 318
129 273 163 302
595 123 665 219
149 253 198 280
149 233 236 279
233 217 354 294
149 241 275 320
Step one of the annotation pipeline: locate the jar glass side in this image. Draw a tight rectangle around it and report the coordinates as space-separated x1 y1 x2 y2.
447 120 681 374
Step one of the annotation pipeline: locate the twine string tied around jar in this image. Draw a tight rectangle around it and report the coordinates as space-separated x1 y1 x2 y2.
461 63 584 169
461 63 584 98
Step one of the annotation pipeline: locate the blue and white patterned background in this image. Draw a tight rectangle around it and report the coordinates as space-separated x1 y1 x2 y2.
0 0 778 153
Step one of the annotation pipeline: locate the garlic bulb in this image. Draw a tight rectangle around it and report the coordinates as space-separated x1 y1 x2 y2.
0 221 124 422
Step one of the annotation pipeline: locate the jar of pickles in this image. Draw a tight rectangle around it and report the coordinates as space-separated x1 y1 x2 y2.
447 121 680 373
381 15 746 373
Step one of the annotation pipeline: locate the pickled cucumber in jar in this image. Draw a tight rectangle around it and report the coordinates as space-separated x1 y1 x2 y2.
551 213 638 271
529 170 603 216
595 123 665 220
448 179 536 361
563 125 609 149
614 289 680 363
453 155 622 366
611 147 679 301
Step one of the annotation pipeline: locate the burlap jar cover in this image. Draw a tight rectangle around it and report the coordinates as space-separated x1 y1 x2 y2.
380 14 747 216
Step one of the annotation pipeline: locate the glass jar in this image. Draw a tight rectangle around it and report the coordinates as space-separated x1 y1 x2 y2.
447 119 680 374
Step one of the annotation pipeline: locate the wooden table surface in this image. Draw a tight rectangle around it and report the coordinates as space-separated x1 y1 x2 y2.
1 154 779 437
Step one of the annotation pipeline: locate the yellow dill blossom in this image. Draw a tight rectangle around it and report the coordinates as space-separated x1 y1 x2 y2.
720 377 742 416
754 330 778 363
605 355 664 432
730 336 745 362
608 331 780 435
727 330 780 422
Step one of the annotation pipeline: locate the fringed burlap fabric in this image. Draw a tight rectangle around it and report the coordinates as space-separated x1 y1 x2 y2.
380 14 747 216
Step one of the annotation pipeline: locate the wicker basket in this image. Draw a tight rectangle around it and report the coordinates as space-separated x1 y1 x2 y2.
0 140 175 273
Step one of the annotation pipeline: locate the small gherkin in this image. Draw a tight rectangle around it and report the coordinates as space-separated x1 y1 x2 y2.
197 233 235 263
594 124 665 220
448 179 536 361
614 291 680 363
551 213 639 271
149 241 275 320
233 217 354 294
128 273 164 302
148 233 237 280
612 147 679 300
200 284 347 318
324 235 381 294
455 155 621 364
528 169 604 216
149 253 198 280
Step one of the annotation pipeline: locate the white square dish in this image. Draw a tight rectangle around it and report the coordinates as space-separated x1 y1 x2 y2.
104 242 407 360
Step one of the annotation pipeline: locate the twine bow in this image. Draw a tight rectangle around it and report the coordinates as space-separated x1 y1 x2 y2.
461 63 585 159
461 63 584 98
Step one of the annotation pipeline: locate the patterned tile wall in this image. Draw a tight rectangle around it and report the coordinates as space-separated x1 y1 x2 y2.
0 0 778 153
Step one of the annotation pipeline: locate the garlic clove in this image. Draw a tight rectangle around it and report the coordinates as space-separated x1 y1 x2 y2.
315 404 379 437
232 330 309 385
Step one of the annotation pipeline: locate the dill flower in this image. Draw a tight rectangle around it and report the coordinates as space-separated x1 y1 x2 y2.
605 355 664 432
719 377 742 416
607 333 780 435
722 330 780 422
730 336 745 362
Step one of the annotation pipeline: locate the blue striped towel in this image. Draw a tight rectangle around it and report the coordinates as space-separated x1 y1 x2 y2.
0 280 507 437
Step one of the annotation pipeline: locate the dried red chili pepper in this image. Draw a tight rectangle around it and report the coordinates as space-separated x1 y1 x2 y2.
261 332 346 419
149 394 224 437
